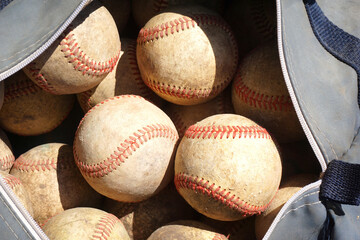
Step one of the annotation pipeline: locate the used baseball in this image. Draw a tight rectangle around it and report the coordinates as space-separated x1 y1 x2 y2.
23 0 121 95
10 143 103 225
0 128 15 172
42 207 130 240
136 4 238 105
0 71 75 136
175 114 282 221
231 41 305 143
73 95 178 202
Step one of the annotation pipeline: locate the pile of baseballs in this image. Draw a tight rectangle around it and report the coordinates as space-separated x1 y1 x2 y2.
0 0 321 239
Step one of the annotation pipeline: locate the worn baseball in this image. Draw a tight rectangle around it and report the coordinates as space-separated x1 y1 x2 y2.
147 220 229 240
231 41 305 143
23 0 121 95
136 4 238 105
0 172 34 217
175 114 282 221
77 38 164 113
102 184 197 239
73 95 179 202
255 174 317 240
165 87 234 139
225 0 277 58
42 207 130 240
132 0 226 28
0 71 75 136
10 143 103 226
0 128 15 173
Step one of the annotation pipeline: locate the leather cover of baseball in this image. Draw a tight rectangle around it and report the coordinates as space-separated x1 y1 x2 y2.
0 71 75 136
175 114 282 221
73 95 179 202
42 207 130 240
136 4 238 105
0 128 14 172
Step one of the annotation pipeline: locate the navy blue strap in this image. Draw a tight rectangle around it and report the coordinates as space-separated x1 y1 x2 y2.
303 0 360 106
0 0 13 11
320 160 360 205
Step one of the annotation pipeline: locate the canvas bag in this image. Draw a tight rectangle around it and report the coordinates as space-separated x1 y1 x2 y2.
0 0 359 239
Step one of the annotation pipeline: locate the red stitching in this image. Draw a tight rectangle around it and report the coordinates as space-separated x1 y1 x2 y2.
153 0 168 13
233 73 293 111
250 1 276 40
0 154 15 171
25 63 59 95
175 173 275 216
12 156 75 172
184 124 271 139
3 78 44 102
77 89 94 112
60 28 120 77
2 174 22 189
212 233 228 240
92 213 120 240
144 78 227 100
126 40 155 100
74 123 178 178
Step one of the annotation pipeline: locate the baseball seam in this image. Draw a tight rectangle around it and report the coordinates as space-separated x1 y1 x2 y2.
233 73 293 111
4 79 43 103
212 233 228 240
0 154 15 171
92 213 119 240
126 40 156 100
184 124 271 139
74 123 178 178
2 174 22 190
137 14 238 100
250 1 276 40
175 173 274 216
25 63 59 95
77 89 94 113
12 156 75 172
60 28 120 77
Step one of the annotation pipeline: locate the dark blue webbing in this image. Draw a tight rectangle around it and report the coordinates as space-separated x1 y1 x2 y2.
304 0 360 106
0 0 13 11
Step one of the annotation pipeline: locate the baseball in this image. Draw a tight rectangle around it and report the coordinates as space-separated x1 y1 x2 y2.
0 128 15 172
0 172 34 217
99 0 131 33
147 220 229 240
255 174 317 239
77 38 164 113
0 71 75 136
23 0 121 95
136 4 238 105
73 95 178 202
231 41 305 143
10 143 104 225
175 114 282 221
42 207 130 240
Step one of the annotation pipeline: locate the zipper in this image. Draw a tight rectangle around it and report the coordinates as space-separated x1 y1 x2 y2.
0 176 48 239
276 0 327 172
263 180 322 239
0 0 91 81
0 1 91 239
262 0 328 239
